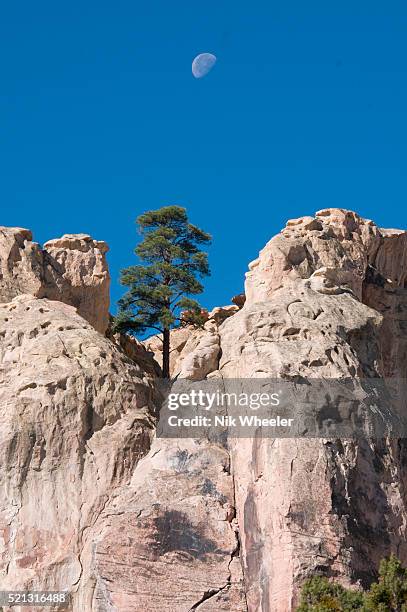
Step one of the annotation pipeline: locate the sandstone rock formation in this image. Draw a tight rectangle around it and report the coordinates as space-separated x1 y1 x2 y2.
2 209 407 611
219 283 401 610
151 208 407 610
42 234 110 335
231 293 246 309
0 228 44 301
144 305 238 378
80 438 247 611
0 228 110 334
0 233 244 611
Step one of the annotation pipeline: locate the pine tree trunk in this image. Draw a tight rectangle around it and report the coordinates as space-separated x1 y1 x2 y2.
162 327 170 378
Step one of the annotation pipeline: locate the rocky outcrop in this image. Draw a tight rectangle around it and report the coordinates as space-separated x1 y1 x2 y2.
144 305 238 378
217 209 407 610
2 209 407 611
245 209 380 303
219 284 400 610
0 228 110 334
0 293 246 611
108 326 162 379
0 228 44 302
362 228 407 379
42 234 110 335
232 293 246 309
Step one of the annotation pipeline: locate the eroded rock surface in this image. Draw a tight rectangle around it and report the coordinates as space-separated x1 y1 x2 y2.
0 228 44 302
219 283 407 610
0 290 244 611
245 209 380 302
144 305 238 379
2 209 407 611
163 208 407 610
42 234 110 335
80 438 246 611
217 209 407 610
0 295 155 608
0 228 110 334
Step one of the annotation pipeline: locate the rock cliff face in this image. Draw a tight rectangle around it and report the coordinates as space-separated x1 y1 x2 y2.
173 209 407 610
0 229 245 611
0 295 156 607
1 212 407 611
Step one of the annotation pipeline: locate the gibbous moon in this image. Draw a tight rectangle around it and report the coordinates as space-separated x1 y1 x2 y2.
192 53 217 79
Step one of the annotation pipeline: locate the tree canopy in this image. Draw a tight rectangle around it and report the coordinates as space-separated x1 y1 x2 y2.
114 205 211 377
297 554 407 612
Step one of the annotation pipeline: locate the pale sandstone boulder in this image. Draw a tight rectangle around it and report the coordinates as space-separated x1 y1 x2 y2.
43 234 110 334
245 209 381 304
177 324 221 381
0 228 110 334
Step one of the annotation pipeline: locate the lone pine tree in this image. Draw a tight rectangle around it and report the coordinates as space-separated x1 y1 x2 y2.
114 205 211 378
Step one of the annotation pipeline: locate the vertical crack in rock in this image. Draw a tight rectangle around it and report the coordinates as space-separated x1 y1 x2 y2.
188 519 242 611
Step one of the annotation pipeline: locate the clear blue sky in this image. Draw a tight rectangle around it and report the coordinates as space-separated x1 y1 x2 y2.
1 1 406 312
